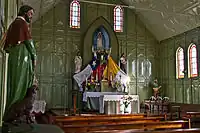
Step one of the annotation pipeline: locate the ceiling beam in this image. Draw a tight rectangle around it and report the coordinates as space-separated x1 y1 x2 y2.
181 1 200 13
79 0 129 7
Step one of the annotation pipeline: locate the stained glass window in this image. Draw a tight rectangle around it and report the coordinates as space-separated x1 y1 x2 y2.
188 44 198 78
176 47 184 79
114 6 123 32
70 0 80 28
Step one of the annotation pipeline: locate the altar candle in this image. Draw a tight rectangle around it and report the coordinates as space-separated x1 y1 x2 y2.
86 78 88 84
101 55 103 61
96 71 98 81
110 72 112 81
90 75 93 82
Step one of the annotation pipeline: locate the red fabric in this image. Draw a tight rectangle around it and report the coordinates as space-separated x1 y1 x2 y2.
92 64 106 81
4 17 31 50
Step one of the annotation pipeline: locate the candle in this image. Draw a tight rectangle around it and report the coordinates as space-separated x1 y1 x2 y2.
96 71 98 81
91 75 93 82
101 55 103 61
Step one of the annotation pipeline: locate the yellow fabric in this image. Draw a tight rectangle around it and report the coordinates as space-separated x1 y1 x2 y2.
103 56 120 80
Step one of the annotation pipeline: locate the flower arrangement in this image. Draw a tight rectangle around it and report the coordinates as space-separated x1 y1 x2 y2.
85 77 100 91
121 95 133 108
111 80 126 92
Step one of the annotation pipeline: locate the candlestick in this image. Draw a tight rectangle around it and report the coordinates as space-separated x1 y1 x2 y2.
96 71 98 81
91 75 93 82
101 55 103 61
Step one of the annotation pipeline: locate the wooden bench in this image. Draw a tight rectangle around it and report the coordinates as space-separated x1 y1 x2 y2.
54 114 146 122
53 114 165 127
55 116 164 126
93 128 200 133
62 120 188 133
51 112 190 133
169 103 200 117
53 113 167 120
55 113 147 117
53 113 144 124
186 112 200 118
183 112 200 128
52 114 168 133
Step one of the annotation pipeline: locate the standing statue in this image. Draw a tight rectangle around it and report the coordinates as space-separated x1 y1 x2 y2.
97 32 103 50
151 78 161 98
120 53 127 74
3 5 37 124
74 51 82 74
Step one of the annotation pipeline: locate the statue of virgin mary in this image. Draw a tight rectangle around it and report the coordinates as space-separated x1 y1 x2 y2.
97 32 103 51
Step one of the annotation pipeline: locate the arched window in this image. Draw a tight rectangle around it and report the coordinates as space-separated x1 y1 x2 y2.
70 0 80 28
176 47 184 79
114 6 123 32
188 44 198 78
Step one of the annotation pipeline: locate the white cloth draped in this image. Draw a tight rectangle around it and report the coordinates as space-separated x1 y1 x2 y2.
31 100 46 113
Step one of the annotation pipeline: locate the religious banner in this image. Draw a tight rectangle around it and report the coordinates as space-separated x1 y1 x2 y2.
103 56 129 92
73 57 99 87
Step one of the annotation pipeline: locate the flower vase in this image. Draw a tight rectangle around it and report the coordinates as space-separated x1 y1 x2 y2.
124 106 129 114
124 104 131 114
119 101 125 114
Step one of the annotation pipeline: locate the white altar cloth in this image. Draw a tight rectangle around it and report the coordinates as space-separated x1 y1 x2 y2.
85 92 125 98
84 92 140 114
103 95 140 114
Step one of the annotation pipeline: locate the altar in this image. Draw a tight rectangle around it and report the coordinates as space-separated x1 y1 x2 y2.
84 92 140 114
73 27 136 114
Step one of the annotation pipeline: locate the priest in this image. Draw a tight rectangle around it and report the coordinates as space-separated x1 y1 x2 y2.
3 5 37 118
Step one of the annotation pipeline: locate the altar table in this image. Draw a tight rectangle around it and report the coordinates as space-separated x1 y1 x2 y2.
103 95 140 114
85 92 140 114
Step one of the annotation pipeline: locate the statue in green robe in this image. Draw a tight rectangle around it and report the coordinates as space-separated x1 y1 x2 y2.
3 5 36 117
151 78 161 98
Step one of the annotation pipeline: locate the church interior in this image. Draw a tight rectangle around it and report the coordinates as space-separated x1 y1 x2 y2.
2 0 200 132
